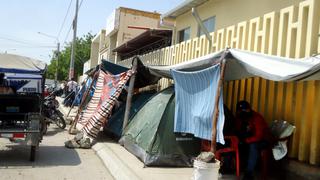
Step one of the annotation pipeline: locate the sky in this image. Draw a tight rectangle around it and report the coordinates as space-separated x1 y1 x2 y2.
0 0 184 64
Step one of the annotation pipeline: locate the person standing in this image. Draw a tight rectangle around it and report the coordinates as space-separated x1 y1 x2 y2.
67 78 78 94
65 78 78 106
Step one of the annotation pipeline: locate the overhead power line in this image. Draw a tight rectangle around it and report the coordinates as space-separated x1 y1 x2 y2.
57 0 73 39
79 0 84 9
63 0 84 44
63 24 73 44
0 36 55 47
2 46 58 49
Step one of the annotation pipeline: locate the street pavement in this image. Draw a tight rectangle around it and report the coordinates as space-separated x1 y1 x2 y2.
0 125 114 180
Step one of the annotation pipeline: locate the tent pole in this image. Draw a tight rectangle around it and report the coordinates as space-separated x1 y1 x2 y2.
211 57 227 153
122 57 138 131
68 69 100 134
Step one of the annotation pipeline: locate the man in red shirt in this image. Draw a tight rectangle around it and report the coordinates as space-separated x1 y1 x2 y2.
235 100 271 180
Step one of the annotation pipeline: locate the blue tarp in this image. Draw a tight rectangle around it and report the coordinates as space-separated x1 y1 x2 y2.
171 64 225 144
101 59 129 75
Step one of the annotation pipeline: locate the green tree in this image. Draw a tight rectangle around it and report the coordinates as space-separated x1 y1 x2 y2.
46 32 94 81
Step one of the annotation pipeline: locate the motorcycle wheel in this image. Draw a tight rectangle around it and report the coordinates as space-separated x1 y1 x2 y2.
30 145 36 161
55 111 66 129
42 123 48 135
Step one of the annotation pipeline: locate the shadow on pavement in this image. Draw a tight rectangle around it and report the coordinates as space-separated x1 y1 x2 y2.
95 131 119 144
0 144 81 167
44 127 67 136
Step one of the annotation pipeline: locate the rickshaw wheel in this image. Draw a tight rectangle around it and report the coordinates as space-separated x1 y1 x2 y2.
56 111 66 129
30 145 36 161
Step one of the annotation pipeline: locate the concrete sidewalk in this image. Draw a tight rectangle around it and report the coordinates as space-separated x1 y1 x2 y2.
91 139 312 180
57 97 78 124
92 138 200 180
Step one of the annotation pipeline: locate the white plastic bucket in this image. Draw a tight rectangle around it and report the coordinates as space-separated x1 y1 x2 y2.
193 160 220 180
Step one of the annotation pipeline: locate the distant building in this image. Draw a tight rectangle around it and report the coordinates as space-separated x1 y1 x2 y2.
82 59 91 74
87 7 161 68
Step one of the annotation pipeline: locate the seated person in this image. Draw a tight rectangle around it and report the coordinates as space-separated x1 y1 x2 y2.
0 86 15 94
200 105 236 174
0 73 14 95
235 100 272 180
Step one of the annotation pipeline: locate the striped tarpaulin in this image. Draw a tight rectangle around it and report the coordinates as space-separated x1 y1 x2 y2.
76 70 106 130
171 64 225 144
81 70 133 138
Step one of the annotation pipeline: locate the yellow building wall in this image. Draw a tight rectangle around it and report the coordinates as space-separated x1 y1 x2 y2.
175 0 304 41
119 0 320 165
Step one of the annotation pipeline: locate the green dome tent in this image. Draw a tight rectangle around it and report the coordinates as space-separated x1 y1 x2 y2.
104 90 156 138
119 87 201 167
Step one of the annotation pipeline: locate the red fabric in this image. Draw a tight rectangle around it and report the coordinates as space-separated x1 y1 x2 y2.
215 136 240 177
236 111 271 143
201 140 211 152
44 90 49 97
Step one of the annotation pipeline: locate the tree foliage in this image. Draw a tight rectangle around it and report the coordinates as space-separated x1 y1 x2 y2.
46 33 94 81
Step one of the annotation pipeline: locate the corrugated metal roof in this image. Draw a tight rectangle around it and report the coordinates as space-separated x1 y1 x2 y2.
162 0 209 19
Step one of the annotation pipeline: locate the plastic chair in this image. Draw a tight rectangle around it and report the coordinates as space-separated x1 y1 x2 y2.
260 148 271 180
215 136 240 177
260 120 295 179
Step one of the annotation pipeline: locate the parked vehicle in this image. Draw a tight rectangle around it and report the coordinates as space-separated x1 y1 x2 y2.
0 53 47 161
42 91 66 133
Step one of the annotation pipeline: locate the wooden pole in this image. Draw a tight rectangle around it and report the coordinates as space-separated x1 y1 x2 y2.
211 56 227 153
122 58 138 131
68 70 100 134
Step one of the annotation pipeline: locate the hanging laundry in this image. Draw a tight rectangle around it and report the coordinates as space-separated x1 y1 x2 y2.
171 64 225 144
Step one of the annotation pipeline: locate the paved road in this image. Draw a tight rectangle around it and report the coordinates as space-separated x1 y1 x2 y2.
0 126 114 180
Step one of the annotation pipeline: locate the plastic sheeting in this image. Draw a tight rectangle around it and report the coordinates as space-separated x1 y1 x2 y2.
147 49 320 82
93 59 160 88
0 54 46 74
171 65 225 143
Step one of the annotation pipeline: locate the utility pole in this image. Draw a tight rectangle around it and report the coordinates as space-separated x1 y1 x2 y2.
55 42 60 85
69 0 79 80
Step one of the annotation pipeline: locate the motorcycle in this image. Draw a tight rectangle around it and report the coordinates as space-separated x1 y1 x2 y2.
42 91 66 134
